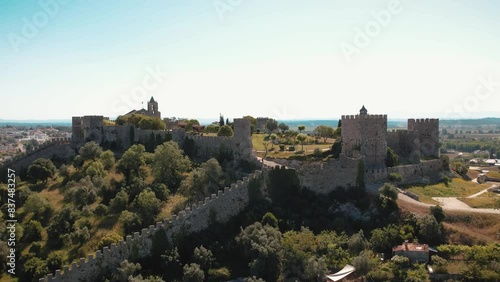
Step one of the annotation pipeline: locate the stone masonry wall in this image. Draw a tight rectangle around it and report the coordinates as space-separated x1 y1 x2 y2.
408 118 440 158
0 140 75 173
366 159 443 185
386 130 420 164
341 114 387 168
40 170 266 282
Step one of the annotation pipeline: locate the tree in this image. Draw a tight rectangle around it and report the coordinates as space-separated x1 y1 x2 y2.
120 210 142 233
28 158 56 183
64 176 98 208
110 190 130 214
205 124 220 134
236 222 282 281
314 125 334 143
47 250 64 272
152 141 191 189
23 220 43 243
331 138 342 158
22 257 49 282
266 119 278 135
79 141 103 161
219 114 225 126
269 133 277 150
278 122 289 134
418 215 444 245
117 260 142 282
99 150 115 170
379 183 398 201
430 205 445 223
134 188 162 225
334 120 342 137
243 115 256 132
179 158 223 201
378 183 398 213
296 133 307 151
386 147 400 167
183 263 204 282
348 230 369 255
450 160 468 177
117 144 147 181
82 160 107 178
24 194 53 224
217 125 233 137
261 212 278 228
298 125 305 133
193 245 214 272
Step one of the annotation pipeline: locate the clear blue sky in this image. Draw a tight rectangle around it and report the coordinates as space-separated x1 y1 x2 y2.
1 0 500 121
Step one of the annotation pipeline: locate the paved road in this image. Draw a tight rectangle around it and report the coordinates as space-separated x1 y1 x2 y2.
398 192 500 215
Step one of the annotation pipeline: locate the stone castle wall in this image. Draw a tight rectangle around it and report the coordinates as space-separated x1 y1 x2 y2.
341 114 387 168
386 129 420 164
366 159 443 184
408 118 440 158
0 139 75 173
269 156 443 194
40 170 266 282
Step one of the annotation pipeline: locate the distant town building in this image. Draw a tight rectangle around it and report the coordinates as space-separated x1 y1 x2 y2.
124 96 161 119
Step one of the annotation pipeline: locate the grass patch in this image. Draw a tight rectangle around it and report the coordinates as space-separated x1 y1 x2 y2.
406 178 490 204
486 171 500 178
458 192 500 208
157 194 188 221
39 185 65 212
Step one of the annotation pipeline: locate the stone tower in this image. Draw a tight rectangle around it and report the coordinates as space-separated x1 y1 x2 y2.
407 118 440 158
147 97 161 119
341 106 387 168
232 118 253 161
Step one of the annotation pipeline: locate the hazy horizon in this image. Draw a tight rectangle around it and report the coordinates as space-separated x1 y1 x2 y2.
2 1 500 120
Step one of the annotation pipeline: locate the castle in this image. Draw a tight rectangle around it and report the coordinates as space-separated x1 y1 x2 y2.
342 105 440 168
35 105 443 282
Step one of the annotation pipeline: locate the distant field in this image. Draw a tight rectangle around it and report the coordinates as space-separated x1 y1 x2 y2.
405 178 490 204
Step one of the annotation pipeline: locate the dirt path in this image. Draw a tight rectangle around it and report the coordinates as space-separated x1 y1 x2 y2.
398 193 500 215
467 184 498 198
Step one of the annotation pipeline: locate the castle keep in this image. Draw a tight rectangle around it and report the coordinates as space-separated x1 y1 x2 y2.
342 106 439 168
341 106 388 168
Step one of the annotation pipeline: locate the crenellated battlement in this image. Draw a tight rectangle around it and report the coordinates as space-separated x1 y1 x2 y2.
341 114 387 120
40 170 265 282
408 118 439 124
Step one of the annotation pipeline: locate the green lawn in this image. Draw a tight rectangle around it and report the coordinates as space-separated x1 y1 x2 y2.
406 178 491 204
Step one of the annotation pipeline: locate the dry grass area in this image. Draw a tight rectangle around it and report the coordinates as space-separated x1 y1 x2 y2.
406 178 490 204
398 198 500 244
157 194 188 221
486 171 500 178
39 183 65 212
459 192 500 208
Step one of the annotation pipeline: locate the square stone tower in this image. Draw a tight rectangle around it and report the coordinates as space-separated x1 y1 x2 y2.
407 118 440 158
341 106 387 168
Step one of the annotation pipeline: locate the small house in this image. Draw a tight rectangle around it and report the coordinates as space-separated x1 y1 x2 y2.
392 242 429 263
